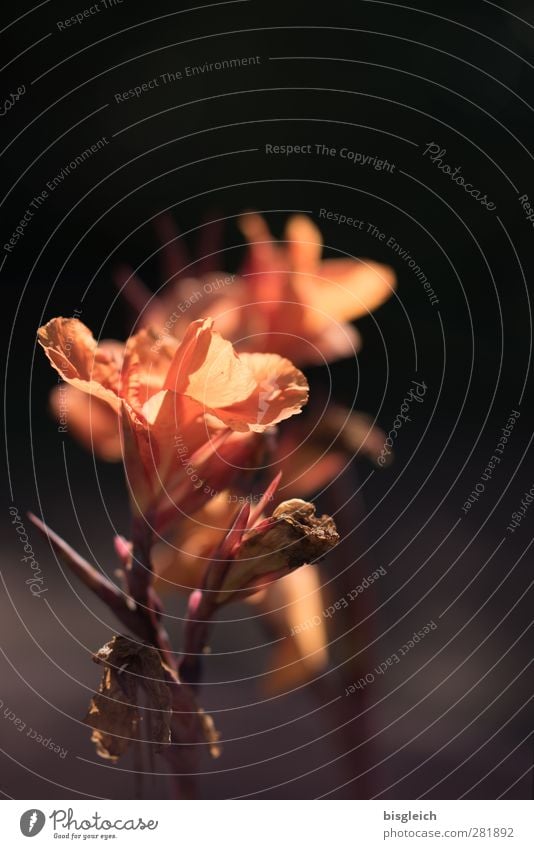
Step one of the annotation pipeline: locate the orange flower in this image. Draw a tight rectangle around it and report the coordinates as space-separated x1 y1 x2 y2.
38 316 308 531
52 214 393 461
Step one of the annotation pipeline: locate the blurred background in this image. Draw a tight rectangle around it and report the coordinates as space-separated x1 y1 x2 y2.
2 0 534 799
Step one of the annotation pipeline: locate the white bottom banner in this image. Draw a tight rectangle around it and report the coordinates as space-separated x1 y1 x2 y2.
2 800 533 847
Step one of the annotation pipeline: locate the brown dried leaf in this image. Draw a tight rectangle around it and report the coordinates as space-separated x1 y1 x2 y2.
84 636 172 761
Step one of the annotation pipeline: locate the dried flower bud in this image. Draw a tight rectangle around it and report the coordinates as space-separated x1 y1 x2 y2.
213 499 339 604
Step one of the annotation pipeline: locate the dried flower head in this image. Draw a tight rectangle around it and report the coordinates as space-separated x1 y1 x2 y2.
204 498 339 606
85 635 221 764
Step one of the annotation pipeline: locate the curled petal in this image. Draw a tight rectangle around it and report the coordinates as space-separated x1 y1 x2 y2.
37 318 122 412
163 318 257 404
237 352 309 432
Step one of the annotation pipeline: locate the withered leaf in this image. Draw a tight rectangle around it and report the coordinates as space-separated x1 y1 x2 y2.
84 635 172 761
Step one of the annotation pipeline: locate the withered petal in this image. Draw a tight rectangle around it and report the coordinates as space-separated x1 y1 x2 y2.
84 636 172 762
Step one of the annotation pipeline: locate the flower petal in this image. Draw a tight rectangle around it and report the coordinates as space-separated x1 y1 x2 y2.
151 493 236 593
163 318 257 406
50 385 122 461
284 214 323 272
236 352 309 432
259 566 329 695
293 258 396 323
121 327 177 410
37 318 122 412
163 318 308 432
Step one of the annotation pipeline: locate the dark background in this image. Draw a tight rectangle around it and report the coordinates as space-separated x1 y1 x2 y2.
2 0 534 799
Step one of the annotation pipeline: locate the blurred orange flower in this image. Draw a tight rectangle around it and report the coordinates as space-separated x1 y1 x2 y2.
230 213 395 365
126 212 395 367
52 213 394 465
